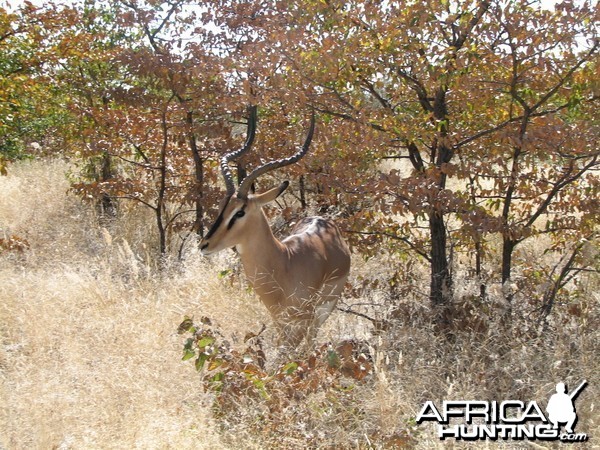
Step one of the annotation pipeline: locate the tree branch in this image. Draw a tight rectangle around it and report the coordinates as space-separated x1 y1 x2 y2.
346 229 431 262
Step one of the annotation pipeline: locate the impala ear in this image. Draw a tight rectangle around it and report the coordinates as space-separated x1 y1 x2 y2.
254 181 289 205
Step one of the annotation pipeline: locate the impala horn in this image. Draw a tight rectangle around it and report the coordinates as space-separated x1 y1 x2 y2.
220 105 258 197
237 109 316 198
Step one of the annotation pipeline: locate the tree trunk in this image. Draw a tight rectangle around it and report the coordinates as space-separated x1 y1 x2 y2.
500 141 523 305
475 238 486 301
429 87 454 308
186 111 204 237
501 240 516 285
98 151 117 219
299 174 307 209
157 112 168 257
429 211 452 307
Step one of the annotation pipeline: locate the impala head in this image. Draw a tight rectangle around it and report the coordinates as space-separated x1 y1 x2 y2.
200 106 315 255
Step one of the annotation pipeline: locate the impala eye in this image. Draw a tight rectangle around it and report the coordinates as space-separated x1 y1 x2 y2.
227 209 246 230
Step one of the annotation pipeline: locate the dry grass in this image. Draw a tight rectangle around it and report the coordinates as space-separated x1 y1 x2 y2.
1 159 598 449
0 160 260 448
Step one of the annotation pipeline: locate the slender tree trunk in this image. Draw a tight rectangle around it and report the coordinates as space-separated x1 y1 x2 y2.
156 112 169 257
502 239 517 324
236 161 247 187
429 88 454 308
501 240 516 286
156 207 166 256
500 131 525 304
429 211 452 306
475 239 486 301
540 242 583 319
99 150 117 219
186 111 204 237
406 137 454 308
299 174 307 209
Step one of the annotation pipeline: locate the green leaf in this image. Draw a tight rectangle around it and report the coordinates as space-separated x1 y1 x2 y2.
182 348 196 361
281 361 299 375
208 372 224 392
177 316 195 335
195 352 209 371
196 335 215 348
208 358 225 371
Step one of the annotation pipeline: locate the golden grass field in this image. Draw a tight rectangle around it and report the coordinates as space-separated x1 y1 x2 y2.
1 159 598 449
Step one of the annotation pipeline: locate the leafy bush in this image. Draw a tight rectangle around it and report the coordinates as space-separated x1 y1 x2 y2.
178 316 417 447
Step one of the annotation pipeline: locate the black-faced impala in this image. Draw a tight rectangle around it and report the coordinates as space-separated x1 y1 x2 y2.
200 106 351 350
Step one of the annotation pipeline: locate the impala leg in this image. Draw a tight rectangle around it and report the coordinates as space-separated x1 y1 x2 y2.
306 299 337 345
274 276 348 354
305 277 347 350
276 319 310 354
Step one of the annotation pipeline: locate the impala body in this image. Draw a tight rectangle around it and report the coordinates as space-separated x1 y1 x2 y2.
200 106 350 349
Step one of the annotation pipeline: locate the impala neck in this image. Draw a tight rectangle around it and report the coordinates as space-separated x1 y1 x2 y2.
235 210 285 281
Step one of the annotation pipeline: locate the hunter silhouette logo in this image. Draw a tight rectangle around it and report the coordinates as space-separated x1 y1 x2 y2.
416 379 589 442
546 380 587 434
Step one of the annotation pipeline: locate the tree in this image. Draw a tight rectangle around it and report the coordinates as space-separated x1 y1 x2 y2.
481 2 599 303
203 0 599 313
55 0 237 258
0 2 76 169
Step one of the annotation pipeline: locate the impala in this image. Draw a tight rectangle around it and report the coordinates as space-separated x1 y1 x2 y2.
200 106 351 350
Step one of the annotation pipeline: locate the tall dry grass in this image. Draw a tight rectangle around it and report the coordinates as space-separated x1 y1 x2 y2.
1 159 598 449
0 159 264 448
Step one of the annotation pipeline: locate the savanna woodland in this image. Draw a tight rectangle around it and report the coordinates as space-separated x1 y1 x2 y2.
1 0 598 448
